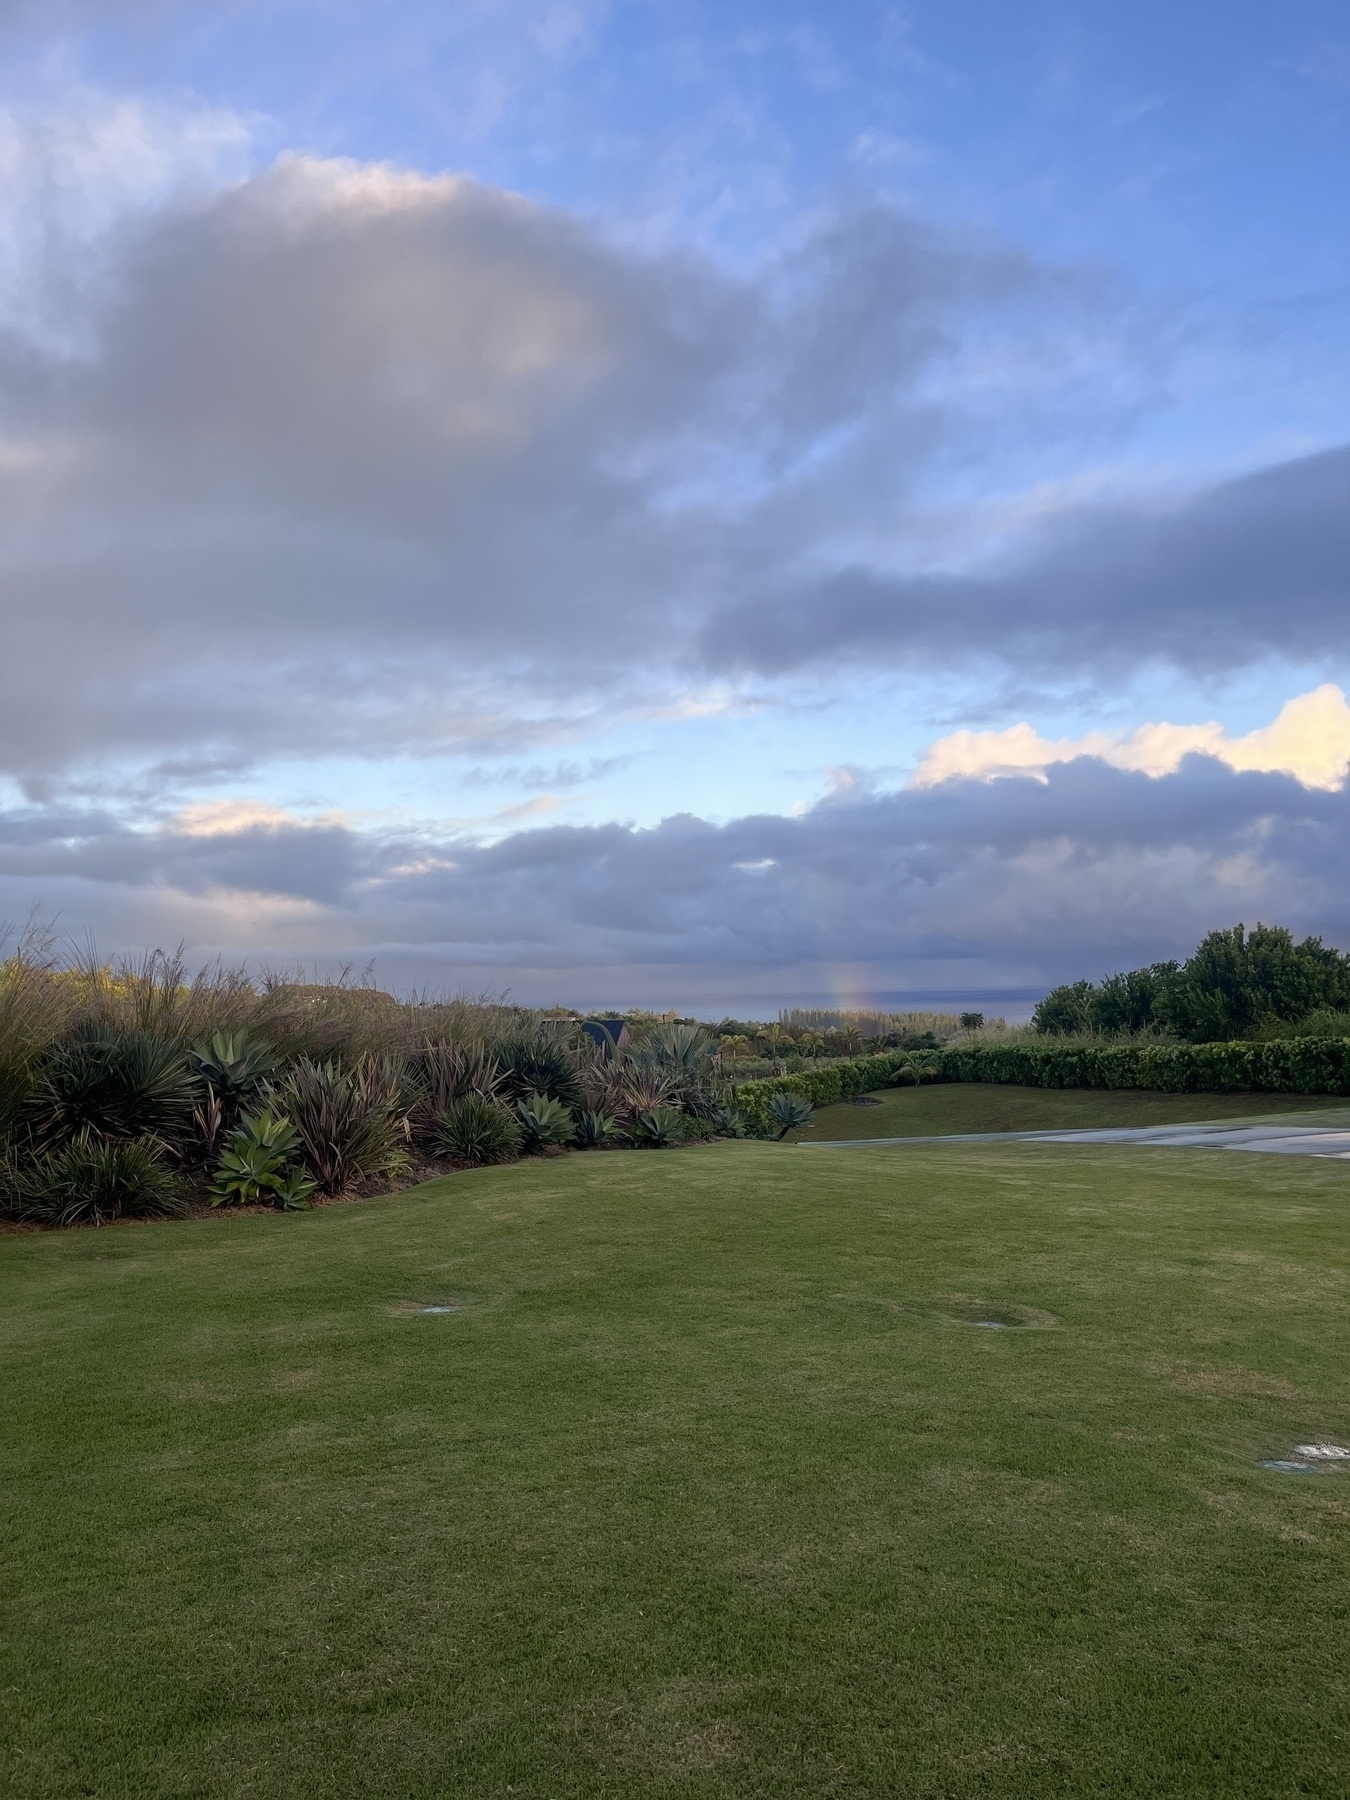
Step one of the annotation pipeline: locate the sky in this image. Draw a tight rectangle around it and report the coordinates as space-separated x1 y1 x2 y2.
0 0 1347 1014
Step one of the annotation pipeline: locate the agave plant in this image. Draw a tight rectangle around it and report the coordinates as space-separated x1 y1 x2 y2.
192 1029 277 1106
10 1131 186 1227
628 1106 686 1148
211 1110 315 1209
514 1091 574 1153
712 1104 749 1138
571 1108 614 1149
433 1093 522 1165
767 1092 815 1139
273 1056 411 1195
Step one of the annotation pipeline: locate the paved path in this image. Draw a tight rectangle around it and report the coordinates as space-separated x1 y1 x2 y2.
800 1121 1350 1158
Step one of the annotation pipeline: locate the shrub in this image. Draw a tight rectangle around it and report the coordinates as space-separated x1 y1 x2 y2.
628 1106 686 1148
768 1092 814 1138
211 1110 315 1209
9 1132 186 1227
433 1094 522 1165
712 1104 749 1137
572 1109 615 1149
497 1038 583 1110
274 1057 411 1194
415 1040 504 1135
31 1024 196 1150
515 1092 574 1153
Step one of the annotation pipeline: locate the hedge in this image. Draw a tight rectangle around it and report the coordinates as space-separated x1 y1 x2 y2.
936 1038 1350 1095
733 1050 915 1129
734 1037 1350 1127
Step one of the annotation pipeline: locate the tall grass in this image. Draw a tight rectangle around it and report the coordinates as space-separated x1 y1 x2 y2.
0 943 741 1223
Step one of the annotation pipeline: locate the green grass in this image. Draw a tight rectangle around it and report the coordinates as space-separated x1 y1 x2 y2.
4 1137 1350 1798
796 1080 1350 1141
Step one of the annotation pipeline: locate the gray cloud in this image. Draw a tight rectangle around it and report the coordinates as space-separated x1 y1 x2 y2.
0 154 1167 778
712 443 1350 679
2 754 1346 1004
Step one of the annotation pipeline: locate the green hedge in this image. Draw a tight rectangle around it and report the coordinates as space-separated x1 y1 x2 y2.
734 1037 1350 1126
734 1050 915 1129
936 1038 1350 1094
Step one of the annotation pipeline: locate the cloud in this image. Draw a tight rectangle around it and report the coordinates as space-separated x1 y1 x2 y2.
913 684 1350 793
3 750 1348 1004
0 147 1171 782
710 442 1350 680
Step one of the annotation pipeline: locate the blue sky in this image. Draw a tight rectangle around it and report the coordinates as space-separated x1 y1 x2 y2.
0 0 1347 1010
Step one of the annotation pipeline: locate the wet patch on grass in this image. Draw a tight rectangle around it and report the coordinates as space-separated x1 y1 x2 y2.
940 1296 1060 1331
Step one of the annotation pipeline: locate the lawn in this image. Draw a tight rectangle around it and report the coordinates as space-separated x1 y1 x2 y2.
4 1126 1350 1797
795 1080 1350 1141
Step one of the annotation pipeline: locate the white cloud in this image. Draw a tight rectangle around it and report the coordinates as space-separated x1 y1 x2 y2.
912 685 1350 793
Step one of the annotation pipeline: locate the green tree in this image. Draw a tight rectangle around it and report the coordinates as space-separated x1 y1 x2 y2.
1156 924 1350 1042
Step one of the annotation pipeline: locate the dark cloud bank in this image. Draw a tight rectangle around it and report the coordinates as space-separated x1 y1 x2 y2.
2 755 1345 1007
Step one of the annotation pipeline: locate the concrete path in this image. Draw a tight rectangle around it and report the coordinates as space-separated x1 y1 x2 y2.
800 1121 1350 1158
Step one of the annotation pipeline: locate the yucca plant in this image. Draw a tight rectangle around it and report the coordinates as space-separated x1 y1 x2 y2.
514 1091 574 1153
628 1106 686 1148
10 1131 186 1227
432 1093 522 1165
30 1023 196 1151
211 1110 315 1209
273 1057 411 1195
768 1092 814 1139
571 1109 615 1149
497 1038 583 1110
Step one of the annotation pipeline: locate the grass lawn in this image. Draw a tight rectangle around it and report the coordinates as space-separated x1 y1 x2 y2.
795 1080 1350 1141
5 1130 1350 1797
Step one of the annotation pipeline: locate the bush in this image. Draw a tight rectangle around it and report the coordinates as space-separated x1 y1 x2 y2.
768 1092 814 1138
935 1037 1350 1095
572 1109 614 1149
275 1057 411 1194
497 1038 583 1110
433 1094 522 1165
628 1106 686 1148
31 1024 196 1150
211 1110 315 1209
712 1104 749 1138
8 1133 186 1227
515 1092 574 1153
734 1048 912 1130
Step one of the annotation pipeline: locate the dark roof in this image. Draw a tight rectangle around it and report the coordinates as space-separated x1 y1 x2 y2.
580 1018 628 1048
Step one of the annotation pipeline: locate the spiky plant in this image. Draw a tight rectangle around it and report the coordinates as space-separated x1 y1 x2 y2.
712 1104 749 1138
273 1057 411 1195
571 1109 615 1149
415 1040 504 1138
497 1037 583 1110
10 1132 186 1227
514 1091 574 1153
768 1092 815 1139
30 1024 196 1152
432 1093 522 1166
211 1110 314 1209
628 1106 686 1148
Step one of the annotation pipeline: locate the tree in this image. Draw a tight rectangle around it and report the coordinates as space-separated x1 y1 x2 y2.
1156 924 1350 1042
